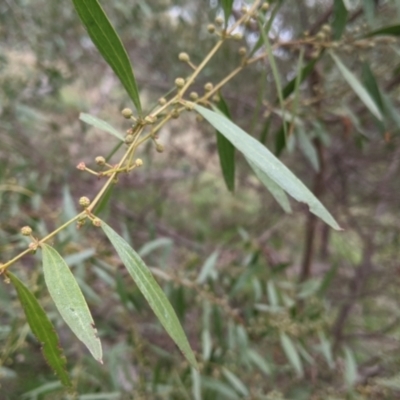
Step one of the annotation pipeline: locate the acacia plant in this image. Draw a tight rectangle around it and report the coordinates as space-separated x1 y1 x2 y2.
10 0 398 392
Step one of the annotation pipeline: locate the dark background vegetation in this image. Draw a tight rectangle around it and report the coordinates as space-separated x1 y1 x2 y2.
1 0 400 398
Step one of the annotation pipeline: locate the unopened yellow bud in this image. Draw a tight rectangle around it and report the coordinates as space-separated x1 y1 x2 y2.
215 16 224 26
233 32 243 41
204 82 213 92
178 52 190 62
79 196 91 208
158 97 167 105
95 156 106 166
121 108 133 119
207 24 216 33
92 218 101 227
21 226 32 236
175 77 185 88
156 142 164 153
261 2 270 11
189 92 199 100
125 134 135 144
135 159 143 167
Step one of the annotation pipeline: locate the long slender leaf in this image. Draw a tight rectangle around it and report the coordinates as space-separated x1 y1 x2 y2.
332 0 348 40
101 221 198 369
297 128 320 172
72 0 142 113
247 158 292 213
361 63 384 113
280 332 303 377
214 96 235 192
8 272 72 389
362 0 375 26
194 105 341 230
220 0 233 27
41 244 103 363
344 346 358 387
330 52 383 121
364 24 400 37
222 368 249 397
80 113 124 141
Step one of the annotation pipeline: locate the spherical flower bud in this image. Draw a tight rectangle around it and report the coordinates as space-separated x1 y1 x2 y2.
207 24 216 33
156 142 164 153
76 162 86 171
175 77 185 88
79 196 91 208
238 47 247 56
135 158 143 167
189 92 199 100
95 156 106 166
178 52 190 62
121 108 133 119
144 115 156 124
322 24 331 34
204 82 213 92
171 109 180 119
92 218 101 227
240 6 248 13
233 32 243 41
261 2 270 11
158 97 167 105
21 226 32 236
125 134 135 144
215 16 224 26
185 102 194 111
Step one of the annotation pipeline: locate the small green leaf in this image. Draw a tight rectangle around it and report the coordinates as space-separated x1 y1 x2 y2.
220 0 233 26
80 113 124 141
41 244 102 363
280 332 303 377
197 251 219 284
222 368 249 397
361 62 384 113
213 96 235 192
297 128 320 172
344 346 358 387
195 105 341 230
72 0 142 113
330 52 383 121
332 0 348 40
362 0 375 26
101 221 198 369
364 24 400 37
7 272 72 389
247 158 292 213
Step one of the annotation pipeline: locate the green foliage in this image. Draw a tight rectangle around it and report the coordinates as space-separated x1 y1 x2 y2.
1 0 400 398
41 244 103 363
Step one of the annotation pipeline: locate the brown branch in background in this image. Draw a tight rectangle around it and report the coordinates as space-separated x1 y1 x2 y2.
299 138 325 282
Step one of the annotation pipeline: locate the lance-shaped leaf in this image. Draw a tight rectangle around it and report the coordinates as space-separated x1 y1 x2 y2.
72 0 142 113
247 158 292 213
330 52 383 121
213 96 235 192
280 333 303 377
7 272 72 389
80 113 124 141
332 0 348 40
41 244 103 363
220 0 233 26
101 221 198 369
194 105 341 230
364 24 400 37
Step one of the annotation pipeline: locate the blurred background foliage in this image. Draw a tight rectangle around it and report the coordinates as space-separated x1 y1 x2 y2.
1 0 400 398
